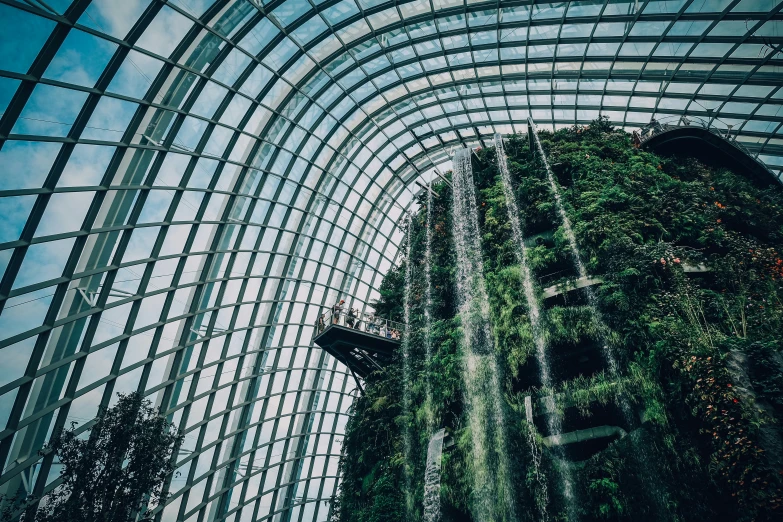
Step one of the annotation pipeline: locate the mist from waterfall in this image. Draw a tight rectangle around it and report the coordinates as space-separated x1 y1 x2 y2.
451 148 517 522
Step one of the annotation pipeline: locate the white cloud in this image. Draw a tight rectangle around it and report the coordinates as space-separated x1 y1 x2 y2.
86 0 151 40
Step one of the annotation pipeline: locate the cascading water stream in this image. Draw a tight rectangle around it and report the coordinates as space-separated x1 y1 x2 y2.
528 120 625 389
402 216 415 518
528 120 673 520
494 134 576 521
494 134 552 387
451 148 517 522
420 186 443 522
424 185 435 430
422 429 445 522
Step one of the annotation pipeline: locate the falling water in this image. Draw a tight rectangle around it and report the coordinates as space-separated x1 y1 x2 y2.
494 134 575 521
402 215 415 518
528 121 674 520
424 185 435 430
422 429 446 522
451 148 517 522
528 121 623 380
494 134 553 395
422 187 441 522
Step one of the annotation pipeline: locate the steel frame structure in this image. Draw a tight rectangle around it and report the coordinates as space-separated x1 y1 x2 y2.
0 1 782 522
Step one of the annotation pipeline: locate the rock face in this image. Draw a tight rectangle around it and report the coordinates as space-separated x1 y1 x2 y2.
728 348 783 473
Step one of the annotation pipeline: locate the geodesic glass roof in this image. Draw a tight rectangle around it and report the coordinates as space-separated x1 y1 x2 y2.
0 1 782 521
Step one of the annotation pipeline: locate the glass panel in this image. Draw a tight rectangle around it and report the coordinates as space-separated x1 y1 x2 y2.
13 238 76 290
106 50 165 100
58 145 114 187
0 4 56 74
136 4 193 58
12 85 89 138
35 191 94 238
82 96 137 141
0 141 61 191
43 29 118 88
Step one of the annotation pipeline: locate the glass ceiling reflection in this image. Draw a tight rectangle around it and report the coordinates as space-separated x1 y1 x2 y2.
0 1 781 521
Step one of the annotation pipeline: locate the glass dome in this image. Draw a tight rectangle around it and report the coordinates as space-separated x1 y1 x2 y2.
0 1 781 521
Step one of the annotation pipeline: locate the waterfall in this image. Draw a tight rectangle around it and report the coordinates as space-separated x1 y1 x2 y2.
422 429 446 522
494 134 553 396
528 121 673 520
495 134 576 521
402 215 414 517
451 148 517 522
528 121 624 384
424 185 435 430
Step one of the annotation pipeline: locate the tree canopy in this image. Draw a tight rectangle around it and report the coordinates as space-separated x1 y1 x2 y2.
3 392 182 522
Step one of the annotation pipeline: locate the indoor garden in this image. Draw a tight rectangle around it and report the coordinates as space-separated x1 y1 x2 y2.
332 119 783 522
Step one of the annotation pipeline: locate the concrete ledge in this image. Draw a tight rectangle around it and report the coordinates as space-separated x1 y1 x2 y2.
542 264 710 299
533 388 617 417
543 425 627 448
542 276 603 299
683 263 710 273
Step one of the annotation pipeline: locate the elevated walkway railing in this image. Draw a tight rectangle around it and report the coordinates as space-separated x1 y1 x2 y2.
315 309 406 341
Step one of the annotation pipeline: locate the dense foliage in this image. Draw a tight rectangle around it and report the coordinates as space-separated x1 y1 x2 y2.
2 393 182 522
334 119 783 522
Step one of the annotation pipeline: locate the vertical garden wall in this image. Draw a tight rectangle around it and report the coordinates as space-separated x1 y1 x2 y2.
332 119 783 522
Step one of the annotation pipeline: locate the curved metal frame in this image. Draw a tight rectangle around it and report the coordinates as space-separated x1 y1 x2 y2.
0 1 782 522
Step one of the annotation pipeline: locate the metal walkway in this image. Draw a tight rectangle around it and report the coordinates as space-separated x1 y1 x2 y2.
313 310 404 382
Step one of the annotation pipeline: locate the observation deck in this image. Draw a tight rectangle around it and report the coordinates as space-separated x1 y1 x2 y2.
313 310 404 381
637 116 781 186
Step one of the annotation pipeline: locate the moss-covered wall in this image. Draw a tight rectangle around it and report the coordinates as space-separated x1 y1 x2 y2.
333 119 783 522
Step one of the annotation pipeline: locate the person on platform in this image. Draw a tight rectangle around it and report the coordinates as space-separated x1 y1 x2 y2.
367 312 379 335
317 314 325 333
332 299 345 324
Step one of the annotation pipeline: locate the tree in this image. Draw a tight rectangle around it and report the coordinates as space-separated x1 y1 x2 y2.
2 392 182 522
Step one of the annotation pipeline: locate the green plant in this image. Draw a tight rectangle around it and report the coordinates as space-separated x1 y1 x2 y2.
2 392 182 522
335 119 783 522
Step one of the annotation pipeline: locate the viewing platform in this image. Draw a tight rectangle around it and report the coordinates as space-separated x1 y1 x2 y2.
313 309 405 381
637 116 781 186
